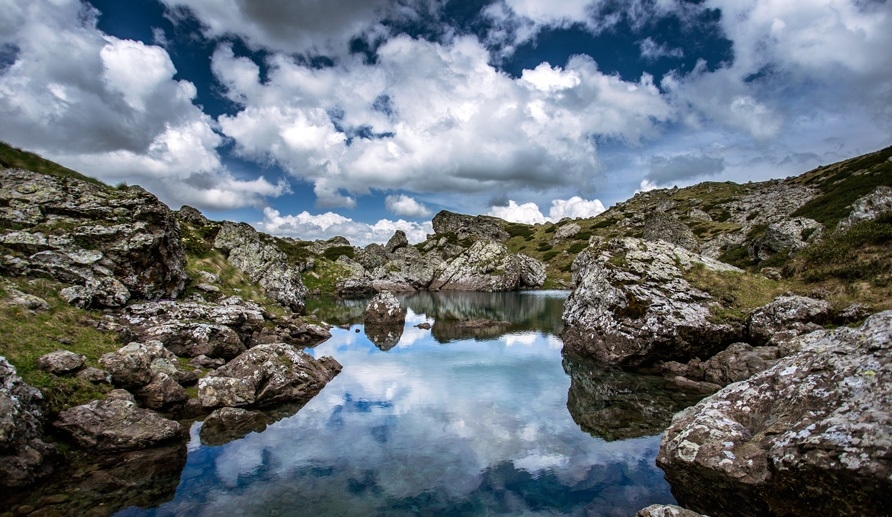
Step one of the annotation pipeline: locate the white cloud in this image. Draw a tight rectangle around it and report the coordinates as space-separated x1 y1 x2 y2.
257 207 433 247
638 37 684 61
385 194 432 218
488 200 547 224
548 196 605 220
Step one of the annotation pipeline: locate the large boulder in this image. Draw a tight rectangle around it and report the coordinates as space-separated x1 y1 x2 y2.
657 311 892 517
561 237 744 368
429 240 546 291
213 221 309 312
385 230 409 254
664 342 780 387
99 343 156 389
36 350 86 375
746 295 832 346
836 185 892 231
0 168 187 305
199 344 342 408
431 210 510 242
642 213 697 250
54 391 183 452
363 291 406 326
748 217 823 261
0 357 55 488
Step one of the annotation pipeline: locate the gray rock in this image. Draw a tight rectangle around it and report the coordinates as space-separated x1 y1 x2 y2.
134 373 188 410
837 185 892 231
562 237 744 368
204 343 342 408
0 357 55 487
0 168 188 304
54 397 183 452
99 343 155 389
552 222 581 243
363 291 406 326
36 350 86 375
76 367 111 384
749 217 823 261
431 210 510 242
657 311 892 517
3 286 50 311
667 343 780 387
637 505 707 517
176 205 209 226
747 295 831 346
213 222 308 312
429 240 546 291
198 376 256 408
385 230 409 254
189 354 225 369
199 407 268 446
643 213 698 250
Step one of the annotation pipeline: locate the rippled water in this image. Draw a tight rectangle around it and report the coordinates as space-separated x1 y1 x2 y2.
5 291 697 516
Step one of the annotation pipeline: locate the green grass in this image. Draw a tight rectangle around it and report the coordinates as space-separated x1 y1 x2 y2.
0 141 106 187
685 265 790 324
0 278 117 414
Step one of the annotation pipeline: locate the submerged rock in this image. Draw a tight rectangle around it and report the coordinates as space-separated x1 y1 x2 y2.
561 237 744 368
55 396 183 452
657 311 892 517
0 357 55 488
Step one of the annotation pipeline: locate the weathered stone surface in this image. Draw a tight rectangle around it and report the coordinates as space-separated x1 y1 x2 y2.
431 210 509 242
664 343 780 387
749 217 823 261
562 237 744 368
189 354 225 369
657 311 892 517
429 240 546 291
55 397 183 452
552 222 581 243
76 366 111 384
175 205 209 226
837 185 892 231
0 357 55 488
134 373 188 410
637 505 707 517
202 344 342 408
36 350 86 374
747 295 831 346
363 291 406 326
198 376 256 408
213 221 308 312
199 407 268 446
3 285 50 311
643 213 698 250
99 343 154 389
0 168 188 305
385 230 409 254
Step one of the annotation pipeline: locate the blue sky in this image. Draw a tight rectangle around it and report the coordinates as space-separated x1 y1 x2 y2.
1 0 890 245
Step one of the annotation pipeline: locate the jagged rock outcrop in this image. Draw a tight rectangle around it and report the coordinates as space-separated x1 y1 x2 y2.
429 240 546 291
54 390 183 452
0 357 55 488
837 185 892 231
36 350 85 375
213 221 308 312
199 344 342 408
643 213 697 250
175 205 209 226
0 168 187 306
385 230 409 254
431 210 510 242
562 237 744 368
746 295 831 346
748 217 823 261
657 311 892 517
99 342 157 389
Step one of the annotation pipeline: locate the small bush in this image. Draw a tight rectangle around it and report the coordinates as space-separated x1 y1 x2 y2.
322 245 356 261
543 250 559 261
505 224 533 239
568 242 588 254
537 242 553 252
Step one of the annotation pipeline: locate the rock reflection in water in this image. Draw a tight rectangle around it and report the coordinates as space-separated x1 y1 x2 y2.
563 351 707 441
364 324 404 351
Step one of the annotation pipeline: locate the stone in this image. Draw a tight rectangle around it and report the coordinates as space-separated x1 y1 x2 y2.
643 213 698 250
213 221 309 312
36 350 86 375
657 311 892 517
204 343 342 408
54 397 183 452
749 217 823 261
431 210 510 242
189 354 225 369
198 376 256 408
134 373 188 410
836 185 892 231
176 205 209 226
363 291 406 326
0 357 55 487
561 237 744 368
637 505 707 517
199 407 268 446
385 230 409 254
429 240 546 291
76 366 111 384
99 343 154 389
552 222 581 243
746 295 831 346
3 286 49 311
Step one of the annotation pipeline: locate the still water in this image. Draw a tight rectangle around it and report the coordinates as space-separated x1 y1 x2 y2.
11 291 702 516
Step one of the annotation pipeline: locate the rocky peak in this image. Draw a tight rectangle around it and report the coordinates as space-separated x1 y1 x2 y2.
431 210 510 242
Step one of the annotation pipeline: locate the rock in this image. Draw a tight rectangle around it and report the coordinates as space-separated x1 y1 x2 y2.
0 168 188 305
36 350 86 375
643 213 698 250
552 222 581 243
416 322 431 330
747 295 831 346
199 407 268 446
3 286 49 311
213 222 309 312
0 357 55 487
189 354 225 369
431 210 510 242
134 373 188 410
637 505 707 517
176 205 209 226
198 376 256 408
201 344 342 408
99 343 154 389
54 397 183 452
836 302 872 324
657 311 892 517
674 343 780 387
429 240 546 291
76 367 111 384
837 185 892 231
561 237 744 368
385 230 409 254
363 291 406 326
749 217 823 261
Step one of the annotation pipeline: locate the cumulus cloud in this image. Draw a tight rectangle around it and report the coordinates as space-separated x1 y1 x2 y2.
256 207 433 247
385 194 432 218
488 196 606 223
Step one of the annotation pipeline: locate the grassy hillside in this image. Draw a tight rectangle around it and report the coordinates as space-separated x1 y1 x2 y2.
0 141 105 186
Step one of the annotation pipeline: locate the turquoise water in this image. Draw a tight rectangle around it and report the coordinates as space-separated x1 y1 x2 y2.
106 291 679 516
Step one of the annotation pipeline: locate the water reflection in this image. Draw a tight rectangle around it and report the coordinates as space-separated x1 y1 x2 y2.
110 292 681 516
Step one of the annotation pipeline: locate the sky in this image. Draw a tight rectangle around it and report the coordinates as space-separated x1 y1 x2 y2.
1 0 890 246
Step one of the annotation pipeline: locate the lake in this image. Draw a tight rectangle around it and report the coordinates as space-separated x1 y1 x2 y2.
5 291 704 516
